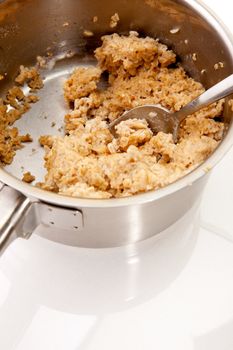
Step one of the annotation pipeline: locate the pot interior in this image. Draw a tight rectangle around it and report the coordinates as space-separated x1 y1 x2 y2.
0 0 233 185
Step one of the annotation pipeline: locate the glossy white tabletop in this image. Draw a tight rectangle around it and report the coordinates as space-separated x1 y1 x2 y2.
0 1 233 349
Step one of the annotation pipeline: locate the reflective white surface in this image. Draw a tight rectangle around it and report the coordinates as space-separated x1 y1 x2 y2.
1 0 233 349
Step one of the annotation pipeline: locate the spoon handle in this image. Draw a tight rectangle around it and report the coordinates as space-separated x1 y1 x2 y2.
175 73 233 123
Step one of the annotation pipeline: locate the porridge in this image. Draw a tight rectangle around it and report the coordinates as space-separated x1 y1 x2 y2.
38 32 224 198
0 66 42 165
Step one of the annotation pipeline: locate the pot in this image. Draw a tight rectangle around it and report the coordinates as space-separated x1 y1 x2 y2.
0 0 233 251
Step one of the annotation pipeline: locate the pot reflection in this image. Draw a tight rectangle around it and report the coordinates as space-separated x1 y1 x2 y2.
0 203 200 348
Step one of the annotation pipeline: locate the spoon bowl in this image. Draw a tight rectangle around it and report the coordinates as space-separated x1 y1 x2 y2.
109 74 233 142
109 105 179 140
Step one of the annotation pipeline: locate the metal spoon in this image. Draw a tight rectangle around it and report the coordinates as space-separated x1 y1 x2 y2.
109 74 233 142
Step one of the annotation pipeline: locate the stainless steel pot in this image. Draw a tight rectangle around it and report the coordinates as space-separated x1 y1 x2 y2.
0 0 233 251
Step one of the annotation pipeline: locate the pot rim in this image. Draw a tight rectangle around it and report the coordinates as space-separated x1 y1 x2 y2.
0 0 233 209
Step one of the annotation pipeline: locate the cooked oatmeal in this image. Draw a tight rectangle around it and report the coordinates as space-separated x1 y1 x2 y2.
15 65 43 90
0 66 41 165
22 171 35 183
39 32 224 198
83 30 94 37
109 13 120 28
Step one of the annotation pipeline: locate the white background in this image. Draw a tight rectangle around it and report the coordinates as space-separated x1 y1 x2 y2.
0 1 233 349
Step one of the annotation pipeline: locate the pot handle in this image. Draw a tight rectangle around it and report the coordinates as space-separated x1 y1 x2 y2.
0 183 36 255
0 182 84 256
